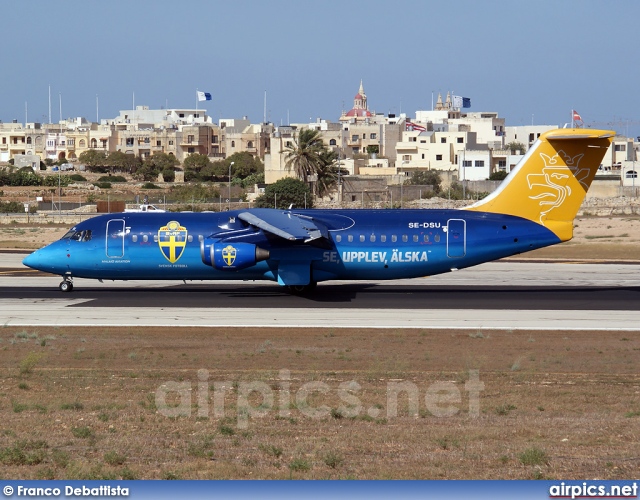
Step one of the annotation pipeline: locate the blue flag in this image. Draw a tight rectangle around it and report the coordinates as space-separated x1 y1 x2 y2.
462 97 471 108
197 91 212 102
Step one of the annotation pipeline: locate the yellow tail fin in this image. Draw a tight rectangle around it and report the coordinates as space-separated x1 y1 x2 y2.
467 128 614 241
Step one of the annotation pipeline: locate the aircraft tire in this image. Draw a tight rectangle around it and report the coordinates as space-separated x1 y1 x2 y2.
59 280 73 292
286 282 317 295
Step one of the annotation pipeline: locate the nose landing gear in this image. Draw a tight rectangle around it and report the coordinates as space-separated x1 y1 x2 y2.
59 277 74 292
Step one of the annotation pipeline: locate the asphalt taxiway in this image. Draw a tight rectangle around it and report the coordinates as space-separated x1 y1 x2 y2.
3 252 640 330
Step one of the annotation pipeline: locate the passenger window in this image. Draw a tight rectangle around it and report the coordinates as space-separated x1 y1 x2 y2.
131 235 138 243
348 235 353 242
198 235 204 242
402 235 408 242
335 234 342 243
143 235 148 243
391 235 397 243
370 234 375 242
188 235 193 243
434 234 441 242
381 235 386 242
359 235 365 242
424 234 429 242
413 235 418 242
154 235 158 243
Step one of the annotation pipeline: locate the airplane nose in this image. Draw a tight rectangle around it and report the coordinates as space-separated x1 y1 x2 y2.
22 251 41 270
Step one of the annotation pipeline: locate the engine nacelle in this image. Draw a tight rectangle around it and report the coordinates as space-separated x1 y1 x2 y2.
201 241 270 271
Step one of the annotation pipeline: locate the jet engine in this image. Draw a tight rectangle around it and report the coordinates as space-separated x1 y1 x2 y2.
201 241 270 271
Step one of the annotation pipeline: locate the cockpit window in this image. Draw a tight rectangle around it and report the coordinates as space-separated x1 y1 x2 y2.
63 229 92 242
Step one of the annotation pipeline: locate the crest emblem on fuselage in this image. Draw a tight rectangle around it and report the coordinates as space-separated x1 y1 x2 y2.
221 245 237 267
158 221 187 263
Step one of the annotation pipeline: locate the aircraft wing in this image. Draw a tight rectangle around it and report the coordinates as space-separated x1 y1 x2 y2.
238 209 329 244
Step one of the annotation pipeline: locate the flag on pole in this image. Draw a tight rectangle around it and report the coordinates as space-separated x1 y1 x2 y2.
572 109 582 122
406 121 426 132
453 96 471 109
197 91 212 102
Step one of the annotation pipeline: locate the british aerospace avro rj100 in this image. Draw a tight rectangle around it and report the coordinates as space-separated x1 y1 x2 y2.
23 129 614 293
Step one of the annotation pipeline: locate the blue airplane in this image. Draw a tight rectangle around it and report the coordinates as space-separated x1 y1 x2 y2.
23 129 613 293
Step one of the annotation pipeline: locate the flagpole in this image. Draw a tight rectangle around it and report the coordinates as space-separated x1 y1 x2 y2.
196 89 198 112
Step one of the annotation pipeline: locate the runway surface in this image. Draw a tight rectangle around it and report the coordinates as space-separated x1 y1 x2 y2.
3 252 640 330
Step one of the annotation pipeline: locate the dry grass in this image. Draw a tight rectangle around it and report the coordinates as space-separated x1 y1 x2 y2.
0 326 638 480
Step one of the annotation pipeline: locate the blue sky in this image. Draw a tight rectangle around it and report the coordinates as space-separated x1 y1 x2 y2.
2 0 639 137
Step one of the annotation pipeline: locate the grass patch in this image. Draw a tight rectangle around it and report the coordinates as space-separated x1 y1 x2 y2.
323 451 344 469
19 352 45 374
258 443 283 458
518 447 549 466
104 451 127 466
289 458 311 472
12 401 29 413
60 401 84 411
71 426 94 439
0 440 48 466
495 404 517 416
219 424 235 436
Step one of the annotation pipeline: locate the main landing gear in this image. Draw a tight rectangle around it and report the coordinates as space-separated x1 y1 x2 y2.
59 277 74 292
286 282 317 295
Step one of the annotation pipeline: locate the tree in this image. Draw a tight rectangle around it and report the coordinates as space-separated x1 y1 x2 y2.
134 153 179 181
254 177 313 209
105 151 137 172
149 152 178 172
226 151 264 179
315 149 347 198
283 129 325 186
489 170 508 181
183 154 211 181
161 168 175 182
505 141 526 154
404 170 442 194
78 149 107 171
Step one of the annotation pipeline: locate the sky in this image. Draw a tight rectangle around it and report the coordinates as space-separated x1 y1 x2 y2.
2 0 639 138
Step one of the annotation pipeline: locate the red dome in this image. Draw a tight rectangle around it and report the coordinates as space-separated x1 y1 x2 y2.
345 109 372 117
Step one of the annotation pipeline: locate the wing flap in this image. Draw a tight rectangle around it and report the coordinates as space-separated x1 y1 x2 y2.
238 210 329 244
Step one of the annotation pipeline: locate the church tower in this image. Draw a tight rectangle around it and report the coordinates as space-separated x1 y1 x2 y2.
340 80 373 122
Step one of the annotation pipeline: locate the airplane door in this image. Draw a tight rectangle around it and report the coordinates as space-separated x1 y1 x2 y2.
447 219 466 258
106 219 126 258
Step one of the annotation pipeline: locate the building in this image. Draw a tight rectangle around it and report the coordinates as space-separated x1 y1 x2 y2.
339 80 372 124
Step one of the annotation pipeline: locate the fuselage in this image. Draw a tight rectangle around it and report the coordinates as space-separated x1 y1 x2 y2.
23 208 561 284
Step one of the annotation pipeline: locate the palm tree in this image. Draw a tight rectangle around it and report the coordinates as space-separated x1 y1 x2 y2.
283 129 325 191
315 148 343 198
